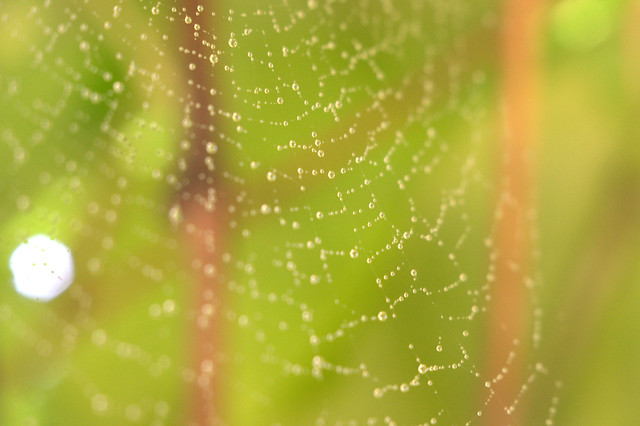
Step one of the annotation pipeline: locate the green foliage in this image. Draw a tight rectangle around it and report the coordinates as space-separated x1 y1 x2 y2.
1 0 639 424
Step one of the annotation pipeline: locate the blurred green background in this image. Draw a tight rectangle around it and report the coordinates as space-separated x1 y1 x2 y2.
0 0 638 424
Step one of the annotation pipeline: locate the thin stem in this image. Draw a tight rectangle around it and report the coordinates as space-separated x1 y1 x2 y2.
176 2 225 424
486 0 543 423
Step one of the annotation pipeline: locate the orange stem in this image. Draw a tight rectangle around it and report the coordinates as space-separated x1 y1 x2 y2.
177 2 225 424
486 0 543 423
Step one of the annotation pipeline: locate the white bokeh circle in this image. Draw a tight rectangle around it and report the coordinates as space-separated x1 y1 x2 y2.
9 235 75 302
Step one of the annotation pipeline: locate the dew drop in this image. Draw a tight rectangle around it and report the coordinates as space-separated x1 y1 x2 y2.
113 81 124 94
260 204 271 215
205 142 217 154
168 204 183 225
92 394 109 413
16 195 30 211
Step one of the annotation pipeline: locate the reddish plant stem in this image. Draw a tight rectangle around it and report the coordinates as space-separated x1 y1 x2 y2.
177 2 225 424
486 0 543 423
183 203 222 425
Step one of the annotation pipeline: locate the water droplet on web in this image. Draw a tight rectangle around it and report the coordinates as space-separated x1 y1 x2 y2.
266 171 276 182
151 6 159 15
228 35 238 48
184 15 192 24
92 394 109 413
206 142 217 154
377 311 387 321
168 204 183 225
113 81 124 94
203 264 216 277
125 404 142 422
16 195 30 211
349 248 358 258
182 118 193 129
310 275 320 285
209 53 219 64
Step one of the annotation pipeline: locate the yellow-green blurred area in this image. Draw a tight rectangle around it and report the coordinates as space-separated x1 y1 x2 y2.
0 0 638 425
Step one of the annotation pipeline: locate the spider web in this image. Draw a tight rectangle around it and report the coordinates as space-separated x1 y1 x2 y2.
0 0 560 424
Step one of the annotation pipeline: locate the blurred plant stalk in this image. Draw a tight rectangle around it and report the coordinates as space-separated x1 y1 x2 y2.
486 0 544 423
176 2 226 424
